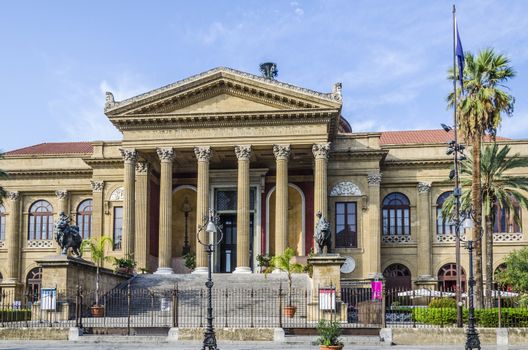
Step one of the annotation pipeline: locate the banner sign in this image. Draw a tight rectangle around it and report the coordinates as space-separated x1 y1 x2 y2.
41 288 57 310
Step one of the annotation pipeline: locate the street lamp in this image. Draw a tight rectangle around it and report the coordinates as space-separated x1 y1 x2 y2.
197 208 223 350
456 216 483 350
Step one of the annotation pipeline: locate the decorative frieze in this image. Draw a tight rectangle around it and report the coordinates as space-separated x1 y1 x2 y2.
312 143 331 160
417 182 432 193
120 148 138 163
110 187 124 201
235 145 252 160
194 146 212 161
27 240 54 248
55 190 68 200
0 241 5 248
136 161 150 174
494 232 523 242
90 180 104 192
436 234 466 243
157 147 175 162
382 235 413 244
273 144 291 160
367 172 382 186
6 191 20 201
330 181 362 197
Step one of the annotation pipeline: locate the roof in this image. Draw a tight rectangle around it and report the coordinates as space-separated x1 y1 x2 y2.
3 142 93 156
379 129 509 145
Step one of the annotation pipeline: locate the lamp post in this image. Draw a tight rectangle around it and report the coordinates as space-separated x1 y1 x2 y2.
197 208 223 350
181 197 192 255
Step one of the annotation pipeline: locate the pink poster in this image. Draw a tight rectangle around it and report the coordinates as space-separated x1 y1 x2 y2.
371 281 383 300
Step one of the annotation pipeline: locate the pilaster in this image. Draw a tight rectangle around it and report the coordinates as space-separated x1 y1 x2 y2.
6 191 21 283
416 182 434 282
367 172 382 278
135 161 151 272
193 146 211 274
234 145 252 273
273 144 290 255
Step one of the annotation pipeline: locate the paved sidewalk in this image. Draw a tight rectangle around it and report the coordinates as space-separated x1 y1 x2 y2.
0 341 525 350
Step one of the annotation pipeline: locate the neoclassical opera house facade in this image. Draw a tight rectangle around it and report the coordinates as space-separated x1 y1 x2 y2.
1 67 527 296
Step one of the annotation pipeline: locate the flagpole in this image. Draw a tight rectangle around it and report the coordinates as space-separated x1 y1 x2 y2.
452 3 463 329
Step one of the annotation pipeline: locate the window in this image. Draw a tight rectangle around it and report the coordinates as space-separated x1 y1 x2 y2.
383 264 412 290
335 202 357 248
113 207 123 250
0 205 5 241
76 199 93 239
437 192 457 235
28 200 54 240
438 263 466 292
494 200 522 233
26 267 42 302
382 193 410 236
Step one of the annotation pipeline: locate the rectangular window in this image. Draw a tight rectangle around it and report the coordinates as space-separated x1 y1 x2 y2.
113 207 123 250
0 216 5 241
335 202 357 248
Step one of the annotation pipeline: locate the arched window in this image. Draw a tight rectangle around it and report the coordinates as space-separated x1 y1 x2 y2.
494 199 522 233
438 263 466 292
382 193 410 236
26 267 42 302
28 200 53 240
437 192 456 235
76 199 93 239
0 204 6 241
383 263 412 290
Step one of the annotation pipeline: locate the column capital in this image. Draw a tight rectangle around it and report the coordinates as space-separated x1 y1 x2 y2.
312 142 331 160
235 145 252 160
273 144 291 160
157 147 175 162
55 190 68 200
90 180 104 192
120 148 138 163
135 161 150 174
417 182 432 194
6 191 20 201
367 172 382 186
194 146 212 161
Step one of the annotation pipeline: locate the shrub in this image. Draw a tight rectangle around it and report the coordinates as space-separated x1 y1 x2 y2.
413 307 528 327
316 319 342 346
413 307 458 326
0 309 32 322
428 297 457 308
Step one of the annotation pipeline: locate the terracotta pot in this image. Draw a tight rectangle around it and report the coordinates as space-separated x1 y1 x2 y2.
284 305 297 318
319 345 343 350
91 305 105 317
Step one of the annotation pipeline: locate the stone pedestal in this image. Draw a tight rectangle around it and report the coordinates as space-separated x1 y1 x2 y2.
0 280 24 303
307 254 347 321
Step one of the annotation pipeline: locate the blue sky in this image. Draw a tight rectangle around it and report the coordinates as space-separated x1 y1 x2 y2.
1 0 528 151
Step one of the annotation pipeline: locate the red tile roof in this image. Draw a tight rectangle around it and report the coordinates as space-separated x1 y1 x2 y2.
379 129 509 145
4 142 93 156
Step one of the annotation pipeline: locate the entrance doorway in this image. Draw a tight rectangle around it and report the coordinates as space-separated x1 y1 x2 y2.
218 213 254 273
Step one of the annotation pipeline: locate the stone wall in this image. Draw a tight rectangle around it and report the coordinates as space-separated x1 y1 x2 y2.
391 328 496 345
0 327 69 340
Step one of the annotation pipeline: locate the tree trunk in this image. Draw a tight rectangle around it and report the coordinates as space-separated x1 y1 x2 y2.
96 266 100 306
472 135 484 309
485 214 494 308
288 273 292 306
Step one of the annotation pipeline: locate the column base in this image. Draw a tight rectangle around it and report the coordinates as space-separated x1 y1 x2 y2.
191 267 208 274
154 267 174 275
233 266 252 274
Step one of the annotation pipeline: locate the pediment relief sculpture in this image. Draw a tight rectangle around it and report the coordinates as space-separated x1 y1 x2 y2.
330 181 362 197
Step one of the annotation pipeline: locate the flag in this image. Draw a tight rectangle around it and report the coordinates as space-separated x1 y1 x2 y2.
455 19 465 88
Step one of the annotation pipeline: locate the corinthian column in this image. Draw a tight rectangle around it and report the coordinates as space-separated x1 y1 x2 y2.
90 180 104 239
313 142 330 228
6 191 21 283
367 172 382 279
416 182 433 282
156 148 175 274
273 144 290 255
234 145 252 273
135 161 150 272
120 148 137 257
193 146 211 274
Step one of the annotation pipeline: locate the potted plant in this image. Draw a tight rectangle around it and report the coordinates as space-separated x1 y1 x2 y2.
80 236 113 317
112 253 136 274
265 247 304 318
183 251 196 272
316 319 343 350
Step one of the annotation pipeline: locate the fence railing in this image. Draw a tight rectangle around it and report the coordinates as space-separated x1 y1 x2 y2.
1 284 526 330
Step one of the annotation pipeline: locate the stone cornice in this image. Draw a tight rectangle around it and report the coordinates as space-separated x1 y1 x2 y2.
5 169 92 178
82 158 123 169
105 67 342 115
383 159 452 167
330 149 388 160
109 109 338 131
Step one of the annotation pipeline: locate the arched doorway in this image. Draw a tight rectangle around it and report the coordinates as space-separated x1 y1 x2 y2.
26 267 42 302
383 264 412 290
438 263 466 292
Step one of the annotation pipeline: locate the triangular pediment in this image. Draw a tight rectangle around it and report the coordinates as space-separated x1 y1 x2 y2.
104 67 342 116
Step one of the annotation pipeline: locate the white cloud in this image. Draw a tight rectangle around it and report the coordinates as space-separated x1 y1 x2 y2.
498 113 528 140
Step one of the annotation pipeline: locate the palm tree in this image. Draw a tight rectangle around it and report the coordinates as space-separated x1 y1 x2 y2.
447 49 516 308
80 236 114 306
442 144 528 307
265 247 304 308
